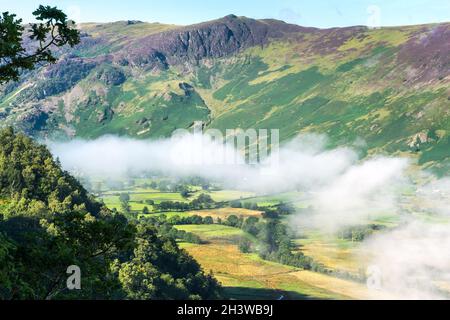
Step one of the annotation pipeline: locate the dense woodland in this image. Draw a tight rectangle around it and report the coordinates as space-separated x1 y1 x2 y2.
0 128 221 299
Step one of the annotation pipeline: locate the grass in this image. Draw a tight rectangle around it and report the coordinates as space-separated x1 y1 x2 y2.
98 181 407 298
100 183 262 215
137 207 263 221
294 237 363 275
139 212 192 219
180 234 397 299
176 224 244 241
241 191 305 207
183 207 262 220
289 270 398 300
101 190 190 212
177 221 400 299
207 190 256 202
101 195 121 211
176 222 394 300
3 22 448 173
178 242 346 300
292 211 404 277
129 192 187 202
101 194 156 212
97 179 428 300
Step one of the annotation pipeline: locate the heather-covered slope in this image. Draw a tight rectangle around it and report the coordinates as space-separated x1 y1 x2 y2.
0 15 449 172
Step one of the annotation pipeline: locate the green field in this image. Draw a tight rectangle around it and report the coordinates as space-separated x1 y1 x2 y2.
176 224 385 300
100 182 259 214
97 179 450 300
97 181 388 299
177 224 244 238
208 190 256 202
294 235 364 276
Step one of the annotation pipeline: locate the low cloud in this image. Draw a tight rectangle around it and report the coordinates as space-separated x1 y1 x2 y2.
417 177 450 216
363 221 450 299
49 133 449 299
304 157 409 231
49 133 358 194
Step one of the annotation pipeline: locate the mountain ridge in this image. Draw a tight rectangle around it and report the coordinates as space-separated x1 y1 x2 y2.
0 15 449 173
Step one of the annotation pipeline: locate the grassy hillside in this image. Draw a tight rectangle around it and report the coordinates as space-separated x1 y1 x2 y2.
0 17 448 171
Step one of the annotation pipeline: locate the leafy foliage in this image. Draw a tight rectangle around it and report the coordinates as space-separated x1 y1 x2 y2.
233 215 326 272
0 6 80 84
0 128 221 299
113 222 220 299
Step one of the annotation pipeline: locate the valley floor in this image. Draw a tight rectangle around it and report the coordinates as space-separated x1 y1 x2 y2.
177 224 390 300
97 182 405 299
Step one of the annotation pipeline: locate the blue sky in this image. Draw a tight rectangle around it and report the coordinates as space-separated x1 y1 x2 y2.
1 0 449 28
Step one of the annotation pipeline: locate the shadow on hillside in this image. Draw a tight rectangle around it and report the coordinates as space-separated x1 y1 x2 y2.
223 286 320 300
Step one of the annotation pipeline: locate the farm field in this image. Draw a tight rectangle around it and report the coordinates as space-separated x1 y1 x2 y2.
176 224 246 242
180 242 345 299
101 191 187 211
98 181 258 213
183 207 263 219
208 190 257 202
140 211 192 219
240 191 306 207
98 179 450 300
293 236 364 275
0 3 448 302
98 181 391 299
176 224 385 299
289 271 398 300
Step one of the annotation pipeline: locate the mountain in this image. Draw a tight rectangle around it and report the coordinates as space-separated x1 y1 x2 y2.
0 15 449 172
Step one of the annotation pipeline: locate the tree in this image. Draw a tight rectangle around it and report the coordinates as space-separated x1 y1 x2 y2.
262 208 279 219
0 129 137 299
114 223 221 299
0 5 80 84
197 193 213 204
238 238 252 253
243 202 252 209
203 216 214 225
142 206 150 215
119 193 131 214
241 216 259 235
191 193 214 209
119 193 130 203
0 128 222 299
230 200 242 208
225 215 240 228
276 202 295 215
120 201 131 215
180 188 190 199
190 215 204 225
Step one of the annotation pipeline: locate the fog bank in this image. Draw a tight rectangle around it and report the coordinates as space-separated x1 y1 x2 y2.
49 133 449 299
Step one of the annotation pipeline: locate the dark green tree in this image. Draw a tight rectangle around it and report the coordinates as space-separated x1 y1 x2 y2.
238 238 252 253
114 222 221 299
0 5 80 84
0 129 222 299
203 216 214 225
225 215 240 228
119 193 130 203
180 188 190 198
